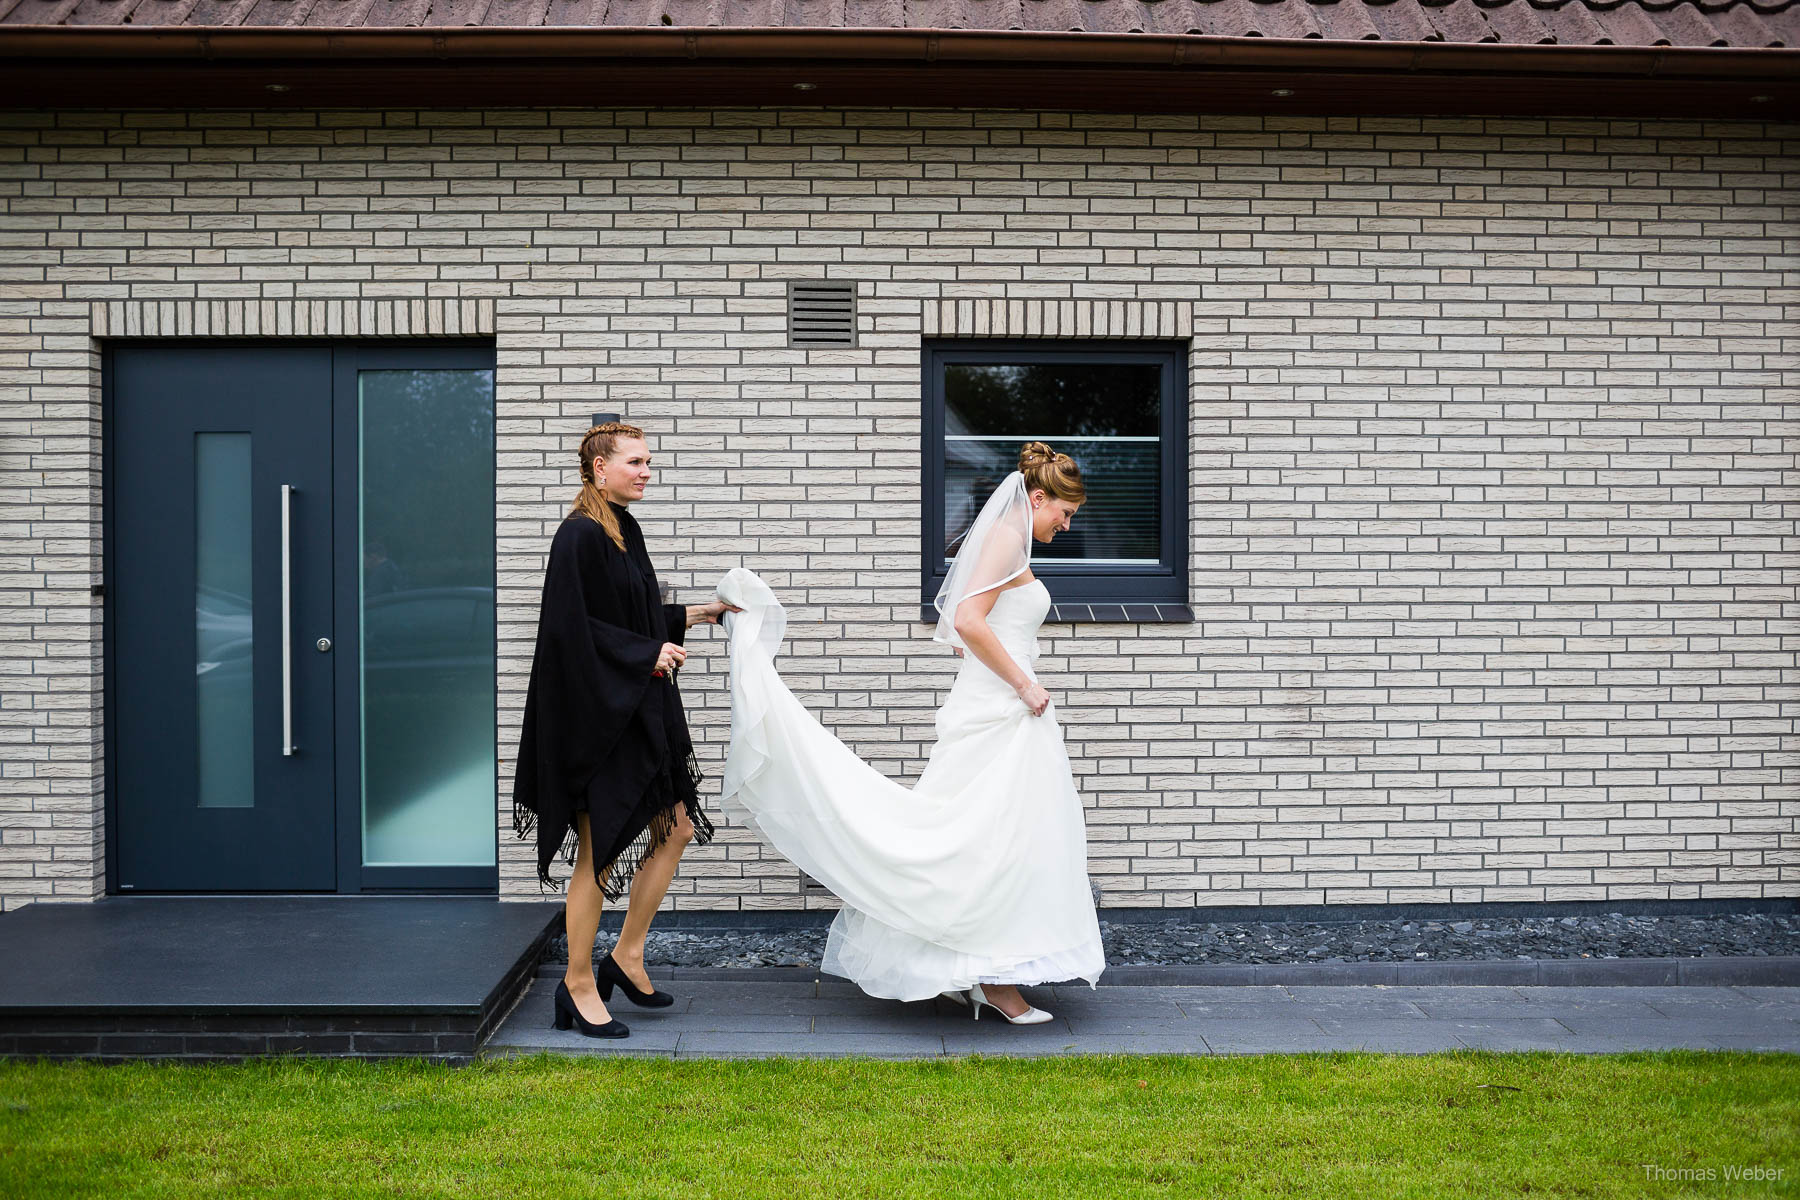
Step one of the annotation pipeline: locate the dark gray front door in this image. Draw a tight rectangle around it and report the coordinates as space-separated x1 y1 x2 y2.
108 342 500 894
111 345 337 891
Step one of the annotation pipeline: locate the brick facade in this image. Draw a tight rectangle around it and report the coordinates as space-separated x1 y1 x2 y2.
1 108 1794 913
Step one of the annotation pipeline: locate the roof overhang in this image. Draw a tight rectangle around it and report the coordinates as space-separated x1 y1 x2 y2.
0 27 1794 115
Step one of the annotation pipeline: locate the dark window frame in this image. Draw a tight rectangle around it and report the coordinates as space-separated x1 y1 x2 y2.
921 339 1189 609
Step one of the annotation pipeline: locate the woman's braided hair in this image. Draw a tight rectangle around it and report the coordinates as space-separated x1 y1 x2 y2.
1018 441 1085 504
571 421 647 552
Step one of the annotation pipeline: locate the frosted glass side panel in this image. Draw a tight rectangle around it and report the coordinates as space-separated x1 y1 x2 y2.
196 433 255 810
358 369 497 868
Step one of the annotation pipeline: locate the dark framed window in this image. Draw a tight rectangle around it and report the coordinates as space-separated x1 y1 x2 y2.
922 340 1188 612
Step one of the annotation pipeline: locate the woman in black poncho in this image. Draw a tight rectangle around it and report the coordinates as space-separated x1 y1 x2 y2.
513 422 736 1039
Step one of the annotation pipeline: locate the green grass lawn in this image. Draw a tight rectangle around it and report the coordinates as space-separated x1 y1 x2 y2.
2 1052 1796 1198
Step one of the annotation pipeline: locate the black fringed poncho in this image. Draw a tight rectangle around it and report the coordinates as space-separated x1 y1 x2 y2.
512 506 713 896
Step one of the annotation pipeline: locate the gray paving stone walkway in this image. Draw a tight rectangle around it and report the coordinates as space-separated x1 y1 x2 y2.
484 970 1800 1058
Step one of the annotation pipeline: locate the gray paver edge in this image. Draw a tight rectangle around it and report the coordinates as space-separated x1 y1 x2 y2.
609 957 1800 988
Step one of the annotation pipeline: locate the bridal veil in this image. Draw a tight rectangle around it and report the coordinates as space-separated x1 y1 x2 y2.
933 470 1032 649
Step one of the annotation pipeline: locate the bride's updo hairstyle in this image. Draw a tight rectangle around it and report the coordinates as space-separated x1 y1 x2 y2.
1018 441 1086 504
571 421 647 552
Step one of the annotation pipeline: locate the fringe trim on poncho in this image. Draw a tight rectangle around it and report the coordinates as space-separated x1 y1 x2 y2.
514 746 714 900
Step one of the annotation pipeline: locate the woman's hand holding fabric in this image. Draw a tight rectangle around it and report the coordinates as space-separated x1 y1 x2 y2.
1016 681 1051 717
685 600 742 629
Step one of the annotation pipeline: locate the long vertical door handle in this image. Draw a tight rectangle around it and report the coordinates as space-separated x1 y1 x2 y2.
281 483 296 756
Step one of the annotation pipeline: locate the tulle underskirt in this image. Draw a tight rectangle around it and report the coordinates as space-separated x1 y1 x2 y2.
823 906 1105 1002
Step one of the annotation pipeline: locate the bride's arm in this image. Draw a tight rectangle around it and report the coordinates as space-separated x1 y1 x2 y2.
953 590 1051 717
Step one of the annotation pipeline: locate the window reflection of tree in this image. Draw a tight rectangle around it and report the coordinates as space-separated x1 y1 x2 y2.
361 370 496 596
944 363 1160 438
942 362 1162 564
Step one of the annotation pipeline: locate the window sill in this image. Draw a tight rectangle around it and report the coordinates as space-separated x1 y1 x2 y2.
917 603 1193 625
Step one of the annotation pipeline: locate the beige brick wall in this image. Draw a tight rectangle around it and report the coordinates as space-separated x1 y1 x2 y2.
0 108 1794 912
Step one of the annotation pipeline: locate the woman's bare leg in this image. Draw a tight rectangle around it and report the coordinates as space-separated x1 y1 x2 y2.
562 813 616 1024
609 805 695 992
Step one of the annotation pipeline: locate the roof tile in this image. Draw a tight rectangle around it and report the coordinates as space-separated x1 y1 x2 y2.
1018 0 1082 31
111 0 206 25
1255 1 1329 37
1705 2 1786 42
1309 1 1385 39
181 0 257 23
907 0 973 29
1589 0 1670 40
480 0 550 24
541 0 597 20
1361 0 1437 37
785 0 851 26
3 0 82 23
1654 0 1729 40
360 0 429 24
311 0 379 22
1133 0 1188 30
1422 0 1501 40
843 0 905 27
419 0 496 25
1076 0 1147 32
66 0 153 26
3 0 1794 47
239 0 322 26
1479 0 1556 41
1538 0 1607 39
1197 0 1266 36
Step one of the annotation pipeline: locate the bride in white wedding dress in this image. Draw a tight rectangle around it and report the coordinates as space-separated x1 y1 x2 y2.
714 443 1105 1024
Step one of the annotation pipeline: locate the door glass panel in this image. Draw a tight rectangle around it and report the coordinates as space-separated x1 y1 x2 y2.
195 433 255 809
358 370 497 867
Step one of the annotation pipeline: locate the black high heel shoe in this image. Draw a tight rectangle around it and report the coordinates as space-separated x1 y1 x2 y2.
552 980 629 1039
597 953 675 1008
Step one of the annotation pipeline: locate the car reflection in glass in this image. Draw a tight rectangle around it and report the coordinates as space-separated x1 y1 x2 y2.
194 583 496 863
196 584 253 678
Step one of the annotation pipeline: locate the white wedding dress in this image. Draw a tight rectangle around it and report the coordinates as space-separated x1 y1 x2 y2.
714 565 1105 1002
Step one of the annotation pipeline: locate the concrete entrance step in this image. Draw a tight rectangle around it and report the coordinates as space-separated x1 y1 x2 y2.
0 897 561 1062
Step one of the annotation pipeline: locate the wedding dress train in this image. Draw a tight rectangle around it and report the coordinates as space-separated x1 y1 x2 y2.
715 566 1105 1002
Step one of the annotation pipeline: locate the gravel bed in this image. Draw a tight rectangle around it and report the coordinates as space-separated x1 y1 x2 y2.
544 912 1800 969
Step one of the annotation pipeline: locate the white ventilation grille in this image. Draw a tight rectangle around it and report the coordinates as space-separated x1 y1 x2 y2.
787 282 857 348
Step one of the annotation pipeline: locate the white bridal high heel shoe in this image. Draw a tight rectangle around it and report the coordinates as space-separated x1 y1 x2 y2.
968 983 1054 1025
